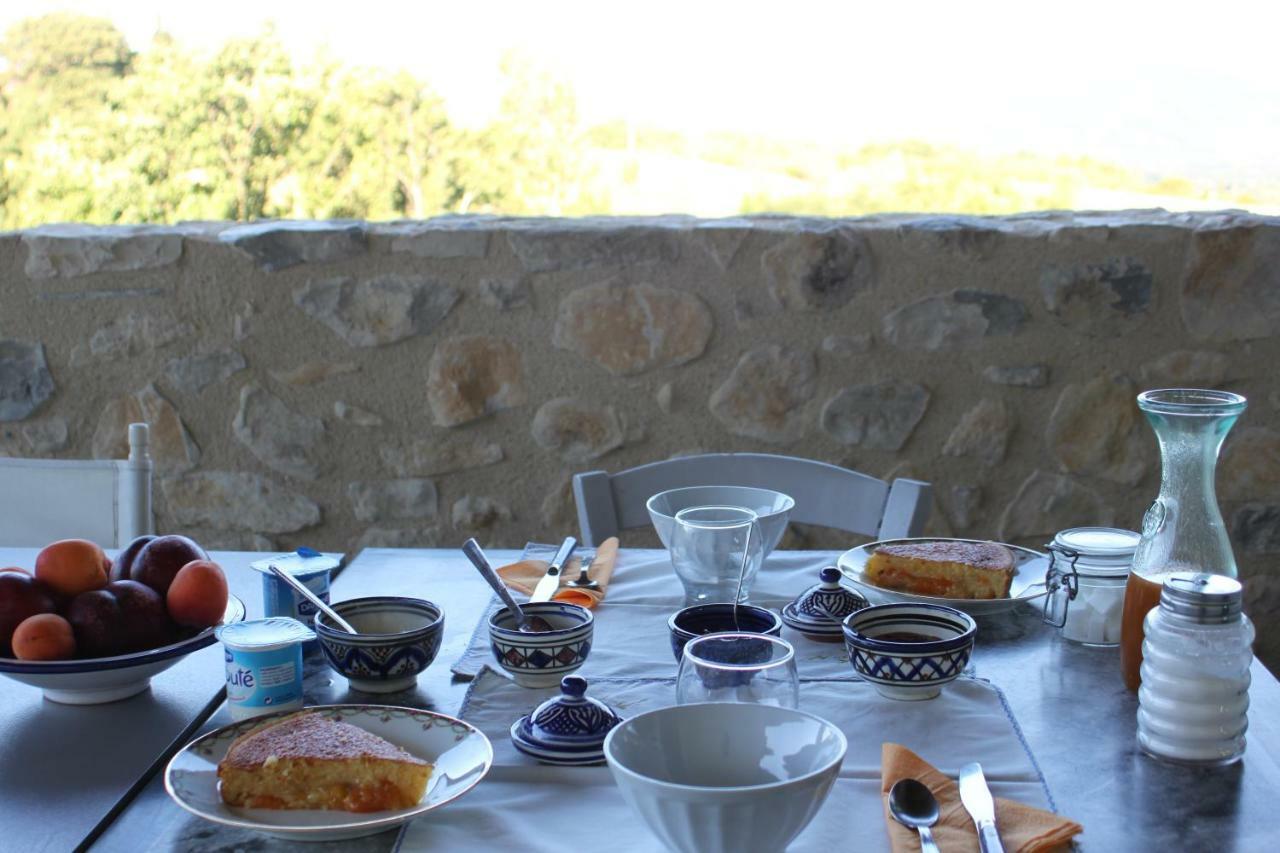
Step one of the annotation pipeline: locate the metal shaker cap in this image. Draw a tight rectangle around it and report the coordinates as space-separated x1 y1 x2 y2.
1160 573 1243 623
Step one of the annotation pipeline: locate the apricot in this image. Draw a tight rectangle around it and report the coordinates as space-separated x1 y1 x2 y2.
35 539 109 598
166 560 228 628
0 573 56 657
12 613 76 661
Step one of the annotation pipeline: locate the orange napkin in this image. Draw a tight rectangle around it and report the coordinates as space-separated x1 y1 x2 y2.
496 538 618 609
881 744 1082 853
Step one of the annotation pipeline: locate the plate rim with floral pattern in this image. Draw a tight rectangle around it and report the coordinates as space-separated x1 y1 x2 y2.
164 703 493 841
837 537 1049 616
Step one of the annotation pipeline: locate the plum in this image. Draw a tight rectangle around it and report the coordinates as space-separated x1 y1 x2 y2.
0 573 56 657
67 589 126 658
110 535 157 583
130 535 207 597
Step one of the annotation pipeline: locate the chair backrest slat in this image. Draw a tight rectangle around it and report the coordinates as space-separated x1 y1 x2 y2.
573 452 931 547
0 424 153 548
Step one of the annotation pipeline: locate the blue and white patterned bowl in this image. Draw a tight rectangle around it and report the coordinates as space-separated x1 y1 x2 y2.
490 601 594 688
841 603 976 701
315 597 444 694
511 675 623 765
668 603 783 661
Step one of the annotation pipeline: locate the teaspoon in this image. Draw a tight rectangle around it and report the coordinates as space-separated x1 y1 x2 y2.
461 538 553 633
888 778 941 853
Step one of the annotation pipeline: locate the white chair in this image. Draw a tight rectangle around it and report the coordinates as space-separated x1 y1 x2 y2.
572 452 931 547
0 423 153 548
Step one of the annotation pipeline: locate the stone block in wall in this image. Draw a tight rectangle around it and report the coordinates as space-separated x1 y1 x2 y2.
709 344 816 444
1039 257 1154 336
883 290 1028 351
506 222 683 272
232 383 325 480
333 401 384 427
1231 504 1280 556
379 437 504 477
1138 350 1229 388
272 362 360 386
531 397 624 462
219 221 368 271
76 311 193 363
895 216 1004 260
552 282 712 376
427 335 526 427
452 495 513 530
93 384 200 475
1182 222 1280 342
943 399 1013 465
294 275 459 347
356 526 442 550
1045 373 1149 485
164 349 247 395
983 364 1049 388
998 470 1113 542
0 340 54 421
347 479 438 523
385 222 491 258
1220 428 1280 502
17 417 68 454
163 471 320 534
762 228 873 311
821 380 930 451
22 224 182 279
691 223 750 269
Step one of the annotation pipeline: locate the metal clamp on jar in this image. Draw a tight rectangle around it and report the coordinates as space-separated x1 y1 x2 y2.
1041 527 1140 646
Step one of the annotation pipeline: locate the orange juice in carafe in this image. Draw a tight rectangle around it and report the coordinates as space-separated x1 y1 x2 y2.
1123 389 1246 691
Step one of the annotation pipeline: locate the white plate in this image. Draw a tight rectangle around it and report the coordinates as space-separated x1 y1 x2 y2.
0 595 245 704
837 538 1049 616
165 704 493 842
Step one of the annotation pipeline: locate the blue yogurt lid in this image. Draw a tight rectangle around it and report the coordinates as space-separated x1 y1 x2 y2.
216 617 316 651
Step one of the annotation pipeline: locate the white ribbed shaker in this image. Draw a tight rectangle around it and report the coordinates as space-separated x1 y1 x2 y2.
1137 573 1254 766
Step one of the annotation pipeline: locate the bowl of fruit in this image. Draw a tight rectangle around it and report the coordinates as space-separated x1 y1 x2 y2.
0 534 244 705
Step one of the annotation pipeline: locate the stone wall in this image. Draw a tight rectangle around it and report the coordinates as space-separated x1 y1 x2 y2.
2 211 1279 660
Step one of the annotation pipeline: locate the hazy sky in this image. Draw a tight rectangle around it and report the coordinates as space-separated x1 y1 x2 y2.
6 0 1279 182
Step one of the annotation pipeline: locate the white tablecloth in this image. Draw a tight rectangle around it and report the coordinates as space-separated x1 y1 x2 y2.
452 547 865 682
396 668 1054 852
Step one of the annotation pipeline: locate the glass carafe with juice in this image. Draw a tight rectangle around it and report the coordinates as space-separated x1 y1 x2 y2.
1121 389 1247 691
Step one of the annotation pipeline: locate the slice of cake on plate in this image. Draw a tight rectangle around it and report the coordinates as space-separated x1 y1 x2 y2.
218 710 431 812
865 540 1015 599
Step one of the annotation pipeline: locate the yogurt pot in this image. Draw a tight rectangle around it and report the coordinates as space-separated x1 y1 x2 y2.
216 618 316 721
251 549 341 644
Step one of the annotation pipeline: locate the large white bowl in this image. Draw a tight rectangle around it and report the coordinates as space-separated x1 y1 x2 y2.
604 702 846 853
0 595 245 704
647 486 795 558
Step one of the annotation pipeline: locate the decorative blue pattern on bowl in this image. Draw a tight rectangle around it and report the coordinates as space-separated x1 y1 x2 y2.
490 601 594 688
511 675 623 765
315 597 444 694
668 603 783 661
782 567 868 641
841 602 976 701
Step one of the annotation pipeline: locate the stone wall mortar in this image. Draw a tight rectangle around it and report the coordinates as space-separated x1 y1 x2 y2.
3 211 1280 663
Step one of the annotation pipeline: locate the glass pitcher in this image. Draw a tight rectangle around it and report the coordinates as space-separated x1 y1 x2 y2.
1120 389 1247 691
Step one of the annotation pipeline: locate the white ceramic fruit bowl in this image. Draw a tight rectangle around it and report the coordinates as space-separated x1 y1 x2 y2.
647 486 795 558
0 594 245 704
604 702 846 853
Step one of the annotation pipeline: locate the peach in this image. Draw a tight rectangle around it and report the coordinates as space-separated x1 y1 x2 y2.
12 613 76 661
35 539 109 598
166 560 228 628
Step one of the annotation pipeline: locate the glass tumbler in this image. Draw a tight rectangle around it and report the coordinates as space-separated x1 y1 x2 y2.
669 505 764 605
676 632 799 709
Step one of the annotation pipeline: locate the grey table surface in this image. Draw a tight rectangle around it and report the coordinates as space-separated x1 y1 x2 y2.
0 549 312 853
89 548 1280 852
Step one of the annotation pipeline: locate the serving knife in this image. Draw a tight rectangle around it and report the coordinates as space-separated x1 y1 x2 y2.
529 536 578 602
959 762 1005 853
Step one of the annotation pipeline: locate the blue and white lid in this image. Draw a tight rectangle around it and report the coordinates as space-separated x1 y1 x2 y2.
783 566 869 636
216 617 315 651
510 676 622 765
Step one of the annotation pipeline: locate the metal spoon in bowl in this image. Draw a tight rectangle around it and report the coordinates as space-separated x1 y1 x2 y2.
888 778 941 853
268 564 358 634
461 539 554 633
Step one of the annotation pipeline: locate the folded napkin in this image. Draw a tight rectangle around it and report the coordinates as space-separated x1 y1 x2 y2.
881 744 1082 853
496 538 618 609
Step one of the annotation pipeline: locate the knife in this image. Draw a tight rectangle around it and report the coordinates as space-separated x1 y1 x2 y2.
529 536 578 602
959 762 1005 853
